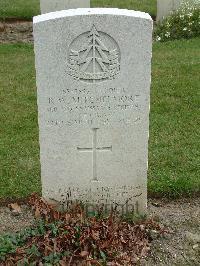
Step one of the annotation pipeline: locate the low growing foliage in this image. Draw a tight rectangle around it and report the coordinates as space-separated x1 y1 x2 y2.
155 1 200 42
0 194 167 265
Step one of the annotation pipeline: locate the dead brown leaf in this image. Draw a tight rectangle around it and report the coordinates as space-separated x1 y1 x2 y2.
2 193 167 266
9 203 22 215
34 206 41 218
80 251 89 257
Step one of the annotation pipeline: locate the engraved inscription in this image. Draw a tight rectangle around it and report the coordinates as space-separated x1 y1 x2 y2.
67 25 120 83
77 128 112 181
44 185 143 214
46 87 142 127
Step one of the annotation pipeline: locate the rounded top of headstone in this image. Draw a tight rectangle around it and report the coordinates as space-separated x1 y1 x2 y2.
33 8 152 24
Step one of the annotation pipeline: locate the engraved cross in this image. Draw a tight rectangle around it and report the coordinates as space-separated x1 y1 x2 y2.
77 128 112 181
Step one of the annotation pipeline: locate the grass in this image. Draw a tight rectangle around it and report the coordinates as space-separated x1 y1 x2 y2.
149 38 200 198
0 38 199 200
0 44 41 199
0 0 40 20
0 0 157 20
91 0 157 17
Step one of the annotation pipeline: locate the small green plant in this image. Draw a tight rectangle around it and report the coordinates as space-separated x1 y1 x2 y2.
43 252 67 264
155 1 200 42
0 232 29 261
26 244 41 257
0 194 165 265
122 213 147 224
0 220 45 261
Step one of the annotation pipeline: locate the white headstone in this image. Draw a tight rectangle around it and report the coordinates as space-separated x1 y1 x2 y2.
33 9 153 215
157 0 181 21
157 0 199 22
40 0 90 14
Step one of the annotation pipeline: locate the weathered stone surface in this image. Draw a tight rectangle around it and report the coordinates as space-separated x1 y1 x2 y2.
33 9 153 214
40 0 90 14
157 0 199 21
157 0 180 21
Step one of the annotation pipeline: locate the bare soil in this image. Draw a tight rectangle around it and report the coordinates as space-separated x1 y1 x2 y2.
0 198 199 265
145 198 200 265
0 21 33 43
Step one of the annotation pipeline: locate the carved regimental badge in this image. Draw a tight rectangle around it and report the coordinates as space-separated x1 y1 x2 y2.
67 25 121 83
